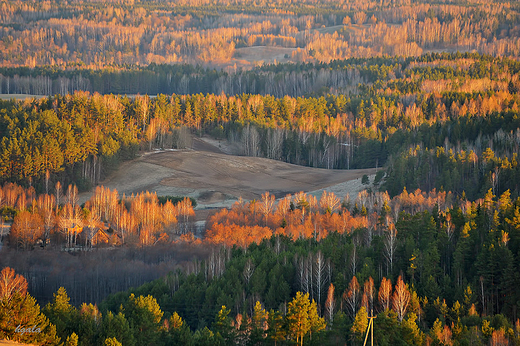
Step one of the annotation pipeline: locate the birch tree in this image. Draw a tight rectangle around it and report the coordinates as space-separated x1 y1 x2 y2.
343 276 360 319
324 283 335 322
384 222 397 274
314 251 326 308
392 275 411 322
378 277 392 312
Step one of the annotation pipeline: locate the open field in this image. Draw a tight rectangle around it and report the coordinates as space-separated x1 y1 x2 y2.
0 94 47 101
86 137 377 215
231 46 296 66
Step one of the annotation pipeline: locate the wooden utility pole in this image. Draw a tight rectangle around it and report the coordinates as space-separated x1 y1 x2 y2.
363 309 376 346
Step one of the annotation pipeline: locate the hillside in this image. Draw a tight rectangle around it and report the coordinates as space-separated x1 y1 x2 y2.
93 136 376 209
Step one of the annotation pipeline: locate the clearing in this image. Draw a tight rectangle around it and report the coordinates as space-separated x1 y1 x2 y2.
89 136 377 215
231 46 296 67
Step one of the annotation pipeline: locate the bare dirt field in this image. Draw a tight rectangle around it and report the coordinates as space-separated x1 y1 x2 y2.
89 137 377 216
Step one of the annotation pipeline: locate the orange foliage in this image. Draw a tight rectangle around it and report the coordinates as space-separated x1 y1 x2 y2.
206 223 272 248
0 267 28 301
10 211 44 250
205 191 371 246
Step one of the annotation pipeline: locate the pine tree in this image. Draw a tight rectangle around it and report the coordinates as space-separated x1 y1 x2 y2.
65 332 78 346
125 294 163 346
266 309 285 346
251 301 268 343
100 311 135 346
286 292 325 346
0 268 59 345
213 305 235 345
44 287 78 341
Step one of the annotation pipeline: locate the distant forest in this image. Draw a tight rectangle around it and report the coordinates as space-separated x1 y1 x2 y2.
0 0 519 69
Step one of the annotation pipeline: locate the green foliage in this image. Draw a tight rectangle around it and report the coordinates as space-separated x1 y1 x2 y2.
2 53 520 191
213 305 235 345
100 311 135 346
157 195 197 207
0 292 60 345
103 337 122 346
286 292 325 345
44 287 78 342
166 312 193 346
125 294 164 346
374 170 385 185
266 309 286 344
401 313 424 345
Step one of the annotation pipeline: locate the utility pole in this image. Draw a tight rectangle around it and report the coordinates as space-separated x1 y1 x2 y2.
363 309 376 346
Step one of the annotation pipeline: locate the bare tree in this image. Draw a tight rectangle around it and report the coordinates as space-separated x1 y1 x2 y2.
445 212 454 243
325 283 335 322
266 128 284 159
392 275 410 322
343 276 360 319
37 194 56 247
243 258 255 286
353 12 367 25
66 184 79 210
364 277 375 314
378 277 392 312
55 182 62 213
319 191 340 214
297 255 310 294
275 195 291 221
314 251 326 308
10 211 44 250
83 206 101 248
176 197 195 234
241 124 260 157
259 191 275 227
384 222 397 274
59 203 83 248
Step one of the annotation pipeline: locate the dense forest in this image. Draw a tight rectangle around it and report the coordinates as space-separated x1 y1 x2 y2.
2 0 520 344
2 183 520 345
0 0 519 70
1 53 520 200
1 0 520 96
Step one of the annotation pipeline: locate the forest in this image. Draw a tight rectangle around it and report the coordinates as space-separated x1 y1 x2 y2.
2 184 520 345
0 0 519 71
2 0 520 345
1 53 520 199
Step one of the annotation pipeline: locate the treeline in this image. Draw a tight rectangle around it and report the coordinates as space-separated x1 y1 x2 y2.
0 62 366 97
1 183 196 251
1 50 520 98
386 144 520 201
1 267 327 346
0 244 211 307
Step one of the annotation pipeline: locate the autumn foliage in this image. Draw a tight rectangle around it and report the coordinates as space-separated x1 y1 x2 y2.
0 267 28 301
1 182 194 249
